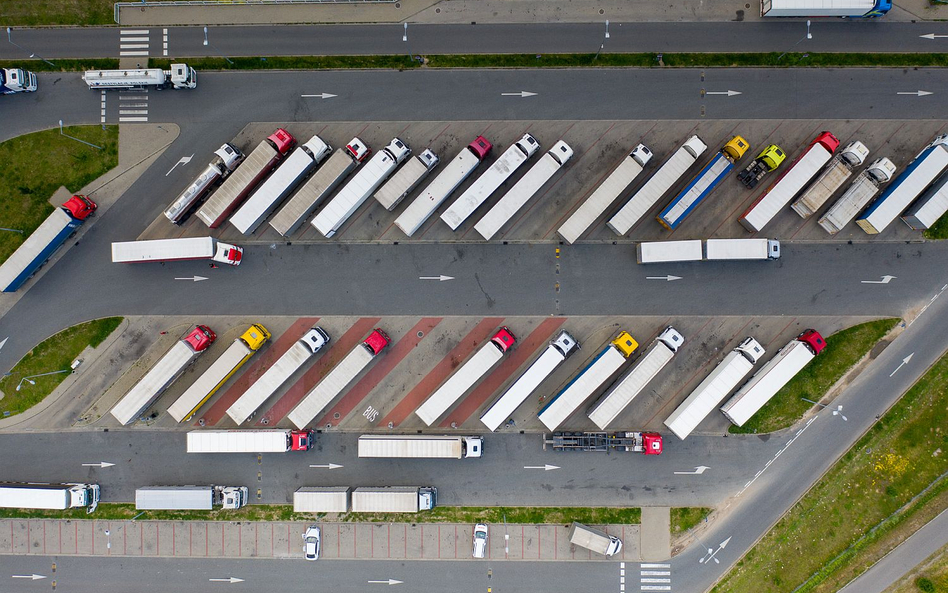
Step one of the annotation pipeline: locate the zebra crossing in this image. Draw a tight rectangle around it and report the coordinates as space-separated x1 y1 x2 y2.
119 89 149 123
638 562 672 591
119 29 150 57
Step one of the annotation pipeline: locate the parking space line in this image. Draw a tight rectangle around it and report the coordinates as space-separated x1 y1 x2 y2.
439 316 567 428
379 317 505 427
256 317 381 425
317 317 443 428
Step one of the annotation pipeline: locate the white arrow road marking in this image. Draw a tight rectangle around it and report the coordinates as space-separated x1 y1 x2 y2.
524 464 560 471
165 154 194 176
673 465 710 475
208 577 244 583
889 352 915 377
920 33 948 39
0 337 7 353
419 275 454 281
501 91 538 97
897 90 933 96
174 276 208 282
12 575 46 580
861 275 896 284
367 579 404 585
308 463 344 469
705 90 742 96
81 462 115 468
699 536 731 565
301 93 338 99
646 275 682 282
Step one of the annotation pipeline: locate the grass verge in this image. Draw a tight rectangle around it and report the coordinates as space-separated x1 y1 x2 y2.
0 125 118 264
0 504 642 525
149 56 417 72
0 59 119 72
889 542 948 593
710 344 948 593
0 318 123 416
671 507 712 536
730 318 898 434
1 0 113 26
923 213 948 240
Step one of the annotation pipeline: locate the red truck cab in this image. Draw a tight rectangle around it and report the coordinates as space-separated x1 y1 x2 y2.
346 138 371 162
491 327 517 353
63 195 97 220
291 429 315 451
812 131 840 154
363 329 391 356
797 329 826 355
642 432 663 455
185 325 216 352
468 136 492 160
268 128 296 155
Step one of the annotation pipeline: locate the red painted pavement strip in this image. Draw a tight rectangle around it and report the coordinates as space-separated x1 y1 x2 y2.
439 317 567 428
256 317 381 426
318 317 443 427
379 317 505 428
200 317 320 426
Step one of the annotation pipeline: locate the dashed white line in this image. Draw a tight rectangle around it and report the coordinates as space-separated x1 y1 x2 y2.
120 29 149 35
100 90 106 123
119 117 149 122
737 415 817 497
640 564 671 568
163 28 169 56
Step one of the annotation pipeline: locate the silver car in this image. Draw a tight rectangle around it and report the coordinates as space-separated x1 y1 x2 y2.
302 525 321 561
472 523 488 558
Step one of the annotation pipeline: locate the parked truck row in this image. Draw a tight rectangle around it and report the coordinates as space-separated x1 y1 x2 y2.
636 238 780 264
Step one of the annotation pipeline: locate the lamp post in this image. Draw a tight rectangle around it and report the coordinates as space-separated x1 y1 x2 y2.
59 119 103 150
202 27 233 65
778 20 812 61
605 20 610 39
203 26 208 46
801 398 847 421
503 513 509 557
104 529 111 550
15 369 73 391
6 27 55 67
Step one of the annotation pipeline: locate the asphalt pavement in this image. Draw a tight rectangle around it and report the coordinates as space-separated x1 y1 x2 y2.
3 22 948 60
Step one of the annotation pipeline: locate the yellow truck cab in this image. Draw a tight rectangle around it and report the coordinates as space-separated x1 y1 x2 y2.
242 324 271 350
723 136 751 162
612 331 639 357
738 144 786 188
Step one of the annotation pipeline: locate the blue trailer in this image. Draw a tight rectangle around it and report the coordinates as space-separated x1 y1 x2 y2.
658 136 749 231
761 0 892 17
0 196 96 292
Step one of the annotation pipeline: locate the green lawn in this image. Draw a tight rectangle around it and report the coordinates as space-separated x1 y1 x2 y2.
0 318 122 416
671 507 712 535
711 344 948 593
923 213 948 240
730 319 898 434
0 59 119 72
149 56 416 72
0 125 118 264
2 0 113 26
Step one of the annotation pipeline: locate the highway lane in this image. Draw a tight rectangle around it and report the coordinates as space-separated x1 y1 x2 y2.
0 430 763 507
3 22 948 60
1 556 617 593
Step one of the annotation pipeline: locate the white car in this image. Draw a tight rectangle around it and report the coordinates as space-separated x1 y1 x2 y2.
472 523 488 558
302 525 321 561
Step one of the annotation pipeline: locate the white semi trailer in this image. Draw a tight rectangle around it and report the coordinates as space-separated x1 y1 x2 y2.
135 485 248 510
818 158 898 234
791 140 869 218
357 434 483 459
351 487 437 513
480 331 579 432
294 487 350 513
587 327 684 430
164 144 243 224
0 482 99 513
186 429 315 453
82 64 196 89
111 237 243 266
374 149 440 211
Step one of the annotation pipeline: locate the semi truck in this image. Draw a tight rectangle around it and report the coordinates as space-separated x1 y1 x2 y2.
167 324 271 422
110 325 216 425
164 144 243 224
226 327 330 425
440 134 540 230
351 487 437 513
229 135 332 234
636 240 703 264
721 330 826 426
82 64 196 90
374 149 440 211
312 138 411 238
557 144 652 244
415 328 516 426
658 136 749 230
0 195 96 293
538 331 638 431
568 522 622 557
186 429 315 453
791 141 870 218
135 485 248 510
0 482 99 513
394 136 492 236
704 239 781 260
902 170 948 230
544 431 663 454
268 138 369 236
1 67 37 94
480 330 579 432
607 136 708 236
818 158 898 234
856 136 948 234
111 237 243 266
294 487 350 513
761 0 892 17
287 329 391 429
196 129 296 228
663 337 765 440
587 327 684 430
357 434 483 459
737 144 785 189
740 132 840 232
474 140 573 240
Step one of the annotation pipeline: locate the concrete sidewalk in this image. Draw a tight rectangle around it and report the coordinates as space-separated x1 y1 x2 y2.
0 518 644 561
